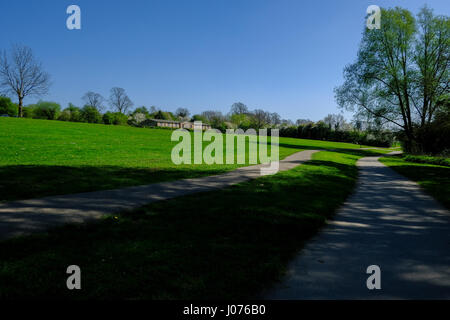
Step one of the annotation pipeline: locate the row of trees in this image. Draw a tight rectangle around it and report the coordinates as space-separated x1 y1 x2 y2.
1 99 129 125
81 88 133 114
183 102 312 132
0 44 136 117
1 90 396 147
278 120 395 147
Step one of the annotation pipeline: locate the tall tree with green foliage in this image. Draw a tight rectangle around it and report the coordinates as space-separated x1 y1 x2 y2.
335 6 449 152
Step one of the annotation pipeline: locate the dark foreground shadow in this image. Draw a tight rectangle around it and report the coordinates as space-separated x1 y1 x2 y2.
0 158 357 299
0 165 233 202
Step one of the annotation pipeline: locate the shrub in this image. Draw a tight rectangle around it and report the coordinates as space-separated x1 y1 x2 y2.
128 112 147 126
63 103 82 122
131 107 150 118
112 112 128 125
0 96 18 116
280 126 298 138
80 105 102 123
151 110 176 120
103 112 128 125
22 105 36 118
281 122 394 147
403 155 450 167
33 101 61 120
102 112 115 125
57 110 72 121
191 114 208 123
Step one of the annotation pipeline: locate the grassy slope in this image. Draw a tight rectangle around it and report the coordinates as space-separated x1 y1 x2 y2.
0 118 376 201
380 155 450 209
0 150 382 299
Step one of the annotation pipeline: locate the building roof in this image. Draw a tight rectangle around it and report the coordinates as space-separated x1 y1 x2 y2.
149 118 181 123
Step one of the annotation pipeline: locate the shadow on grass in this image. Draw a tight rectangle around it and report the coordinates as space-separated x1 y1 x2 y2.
0 156 358 299
0 165 233 202
0 147 374 203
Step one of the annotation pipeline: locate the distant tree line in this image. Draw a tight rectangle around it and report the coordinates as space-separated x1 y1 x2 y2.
0 93 397 147
0 44 398 148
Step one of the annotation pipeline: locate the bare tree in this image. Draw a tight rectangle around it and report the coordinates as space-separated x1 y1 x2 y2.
296 118 312 126
323 113 346 130
109 87 133 114
175 107 190 120
82 91 105 112
201 110 224 123
230 102 248 115
269 112 281 126
280 119 294 127
252 109 270 129
0 45 51 117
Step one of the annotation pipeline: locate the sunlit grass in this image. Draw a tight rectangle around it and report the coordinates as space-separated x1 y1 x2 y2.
0 117 386 201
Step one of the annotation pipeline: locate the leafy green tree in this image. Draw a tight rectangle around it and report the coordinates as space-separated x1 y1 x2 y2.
102 111 115 125
335 6 449 153
58 103 81 122
80 105 102 123
58 110 71 121
132 106 150 117
191 114 208 123
33 101 61 120
230 113 251 129
66 103 81 122
0 96 18 116
112 112 128 125
22 105 36 118
153 110 171 120
103 112 128 125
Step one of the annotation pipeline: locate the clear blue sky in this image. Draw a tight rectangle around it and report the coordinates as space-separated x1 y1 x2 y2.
0 0 448 121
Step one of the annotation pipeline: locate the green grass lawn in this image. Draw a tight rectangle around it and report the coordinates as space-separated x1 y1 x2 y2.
0 150 382 299
380 155 450 209
0 117 380 202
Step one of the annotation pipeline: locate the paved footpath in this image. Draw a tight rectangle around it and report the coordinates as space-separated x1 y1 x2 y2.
0 150 318 240
264 152 450 299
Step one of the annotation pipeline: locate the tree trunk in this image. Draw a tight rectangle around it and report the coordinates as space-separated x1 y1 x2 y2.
402 127 415 153
18 97 23 118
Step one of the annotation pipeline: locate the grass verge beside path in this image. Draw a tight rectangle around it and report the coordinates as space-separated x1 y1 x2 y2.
380 155 450 209
0 150 379 299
